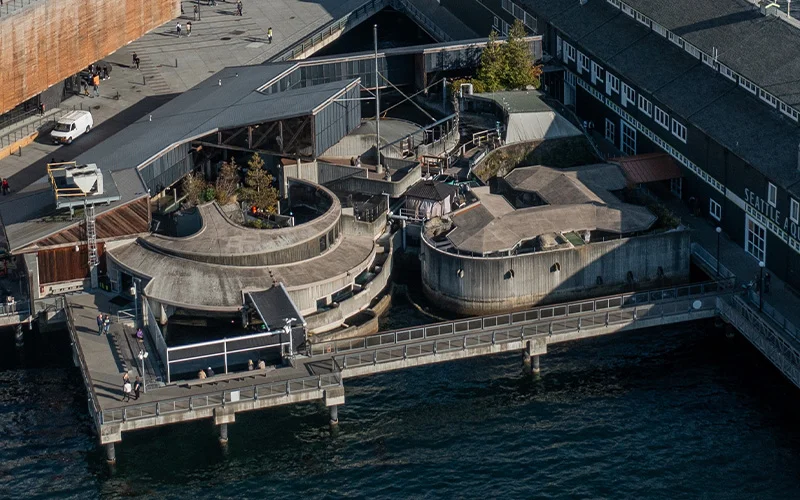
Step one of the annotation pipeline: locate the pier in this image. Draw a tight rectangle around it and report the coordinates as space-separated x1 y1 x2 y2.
68 279 727 462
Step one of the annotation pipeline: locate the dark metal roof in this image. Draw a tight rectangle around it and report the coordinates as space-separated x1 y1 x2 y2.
406 180 459 201
247 283 306 329
74 63 355 174
519 0 800 193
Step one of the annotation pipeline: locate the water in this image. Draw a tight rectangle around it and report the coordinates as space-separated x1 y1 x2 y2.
3 312 800 498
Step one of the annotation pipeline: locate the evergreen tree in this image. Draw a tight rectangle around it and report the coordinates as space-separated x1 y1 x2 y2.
475 30 503 92
499 20 542 90
239 153 279 214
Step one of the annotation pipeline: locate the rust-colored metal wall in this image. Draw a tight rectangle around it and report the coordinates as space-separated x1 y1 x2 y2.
38 243 106 284
0 0 178 114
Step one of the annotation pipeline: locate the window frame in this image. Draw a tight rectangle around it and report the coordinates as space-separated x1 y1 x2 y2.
667 31 684 48
577 51 590 75
791 198 799 224
637 95 653 117
621 82 635 108
709 198 722 221
606 73 620 95
739 76 757 95
768 183 777 207
605 118 615 145
671 119 687 143
759 88 778 108
719 63 736 82
780 102 800 122
591 61 604 84
654 106 669 130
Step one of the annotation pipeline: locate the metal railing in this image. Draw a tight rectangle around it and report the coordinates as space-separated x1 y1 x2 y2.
101 372 341 424
690 243 736 281
745 288 800 344
334 297 716 371
0 0 42 17
0 299 29 317
65 304 103 428
311 281 727 356
0 108 68 149
390 0 452 42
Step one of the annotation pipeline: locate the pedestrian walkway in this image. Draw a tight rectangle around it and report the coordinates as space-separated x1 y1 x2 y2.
0 109 64 158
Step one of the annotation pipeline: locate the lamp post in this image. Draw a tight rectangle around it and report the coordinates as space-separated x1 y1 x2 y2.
130 277 141 329
715 226 722 276
138 349 149 394
759 261 766 312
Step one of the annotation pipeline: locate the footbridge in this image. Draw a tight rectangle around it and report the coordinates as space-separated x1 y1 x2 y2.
70 280 729 462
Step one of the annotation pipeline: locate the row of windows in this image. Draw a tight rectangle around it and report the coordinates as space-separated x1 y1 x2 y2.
501 0 537 30
568 42 688 144
604 0 800 124
580 73 800 254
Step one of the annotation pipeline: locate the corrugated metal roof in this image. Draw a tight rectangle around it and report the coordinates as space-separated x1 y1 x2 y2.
406 180 459 201
611 153 682 185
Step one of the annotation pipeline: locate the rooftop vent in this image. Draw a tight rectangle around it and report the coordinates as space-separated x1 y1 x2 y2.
46 162 120 210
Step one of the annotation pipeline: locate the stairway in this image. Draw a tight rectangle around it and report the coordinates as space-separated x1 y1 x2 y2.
394 0 480 41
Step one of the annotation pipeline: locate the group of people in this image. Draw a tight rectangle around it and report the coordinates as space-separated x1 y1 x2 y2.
176 21 193 36
247 359 267 370
81 65 106 98
197 366 215 379
121 372 143 402
96 314 111 335
196 359 267 379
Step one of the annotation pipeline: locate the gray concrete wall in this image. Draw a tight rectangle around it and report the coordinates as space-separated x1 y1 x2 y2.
341 211 386 239
326 163 422 197
421 229 692 315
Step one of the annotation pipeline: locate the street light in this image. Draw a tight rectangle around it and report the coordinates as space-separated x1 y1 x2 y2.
138 349 149 394
715 226 722 277
283 317 297 362
129 278 141 329
759 261 766 312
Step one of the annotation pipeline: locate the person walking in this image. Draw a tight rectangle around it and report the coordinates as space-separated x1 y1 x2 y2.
96 313 104 335
267 27 273 44
122 371 130 385
133 376 142 400
193 4 198 20
236 1 242 16
186 21 192 36
91 73 100 98
122 380 132 402
82 79 89 96
206 366 215 377
103 314 111 335
176 22 182 36
132 52 140 69
1 179 9 196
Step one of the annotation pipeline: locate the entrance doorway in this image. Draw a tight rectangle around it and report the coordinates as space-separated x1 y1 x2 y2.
620 120 636 156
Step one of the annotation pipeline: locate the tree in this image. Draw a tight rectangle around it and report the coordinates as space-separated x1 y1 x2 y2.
181 172 207 206
239 153 279 214
475 30 503 92
215 158 239 205
499 20 542 90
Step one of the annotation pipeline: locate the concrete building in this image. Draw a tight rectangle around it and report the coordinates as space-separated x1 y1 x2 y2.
421 163 690 314
455 0 800 290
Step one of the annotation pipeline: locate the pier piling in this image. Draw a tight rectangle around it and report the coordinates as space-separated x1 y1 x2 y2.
532 355 540 375
219 423 229 443
105 443 116 464
329 405 339 427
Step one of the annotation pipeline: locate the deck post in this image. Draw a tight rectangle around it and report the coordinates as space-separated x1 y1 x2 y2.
105 443 116 464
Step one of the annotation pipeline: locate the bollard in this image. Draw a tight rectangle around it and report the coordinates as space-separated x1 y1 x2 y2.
143 75 147 86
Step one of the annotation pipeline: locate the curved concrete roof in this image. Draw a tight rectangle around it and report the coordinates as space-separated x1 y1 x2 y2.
144 182 340 266
107 235 375 312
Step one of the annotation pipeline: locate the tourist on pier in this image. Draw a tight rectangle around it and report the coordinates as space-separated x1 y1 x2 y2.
132 53 140 70
206 366 215 377
103 315 111 335
187 22 192 36
193 4 198 20
136 328 144 342
236 1 242 16
133 376 142 400
257 359 266 370
176 22 182 36
198 369 207 379
267 27 273 44
91 74 100 98
1 178 9 195
248 359 254 371
122 381 132 402
97 314 104 334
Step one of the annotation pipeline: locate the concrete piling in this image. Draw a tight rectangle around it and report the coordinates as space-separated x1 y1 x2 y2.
105 443 116 464
219 423 229 443
532 354 540 375
329 405 339 427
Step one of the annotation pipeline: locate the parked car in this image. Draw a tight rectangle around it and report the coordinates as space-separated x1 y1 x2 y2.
50 110 93 145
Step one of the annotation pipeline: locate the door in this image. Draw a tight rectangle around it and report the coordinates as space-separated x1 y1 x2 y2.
745 215 767 263
605 118 615 146
620 120 636 156
564 71 576 108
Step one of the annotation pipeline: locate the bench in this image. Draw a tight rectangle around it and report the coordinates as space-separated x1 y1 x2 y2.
182 366 276 388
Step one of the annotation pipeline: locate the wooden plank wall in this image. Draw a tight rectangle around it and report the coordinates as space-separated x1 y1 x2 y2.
38 243 106 284
0 0 178 114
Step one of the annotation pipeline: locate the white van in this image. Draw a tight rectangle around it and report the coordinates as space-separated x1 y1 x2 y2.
51 110 93 145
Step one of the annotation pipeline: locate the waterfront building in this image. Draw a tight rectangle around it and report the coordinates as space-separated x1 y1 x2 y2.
454 0 800 290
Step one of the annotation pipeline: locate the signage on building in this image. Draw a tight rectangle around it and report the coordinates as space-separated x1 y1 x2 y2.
744 187 800 239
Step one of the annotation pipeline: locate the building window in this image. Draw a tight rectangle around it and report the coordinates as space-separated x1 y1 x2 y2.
638 95 653 117
671 119 687 143
739 76 757 95
670 177 682 198
493 16 500 30
667 31 684 48
621 120 636 155
621 3 635 17
654 106 669 129
577 51 590 75
709 199 722 221
607 0 620 7
768 182 777 207
684 42 701 59
621 82 635 108
701 53 718 70
792 199 799 224
652 21 667 37
759 88 778 108
635 11 651 27
605 118 615 145
746 216 766 262
606 73 619 95
780 102 800 122
719 63 736 82
565 71 576 86
591 61 604 84
502 0 511 12
563 42 576 63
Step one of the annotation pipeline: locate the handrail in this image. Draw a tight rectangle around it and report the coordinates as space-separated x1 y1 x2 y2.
101 372 342 424
311 280 729 356
66 304 103 429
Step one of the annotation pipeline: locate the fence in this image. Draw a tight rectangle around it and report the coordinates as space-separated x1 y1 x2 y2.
690 243 736 281
0 108 69 150
311 280 726 356
143 299 170 382
390 0 452 42
0 0 42 17
333 297 717 371
100 372 341 424
0 299 29 316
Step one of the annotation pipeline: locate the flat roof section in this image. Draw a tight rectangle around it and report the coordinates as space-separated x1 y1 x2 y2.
247 283 306 329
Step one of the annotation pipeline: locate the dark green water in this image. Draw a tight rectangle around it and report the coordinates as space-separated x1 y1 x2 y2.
3 299 800 498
